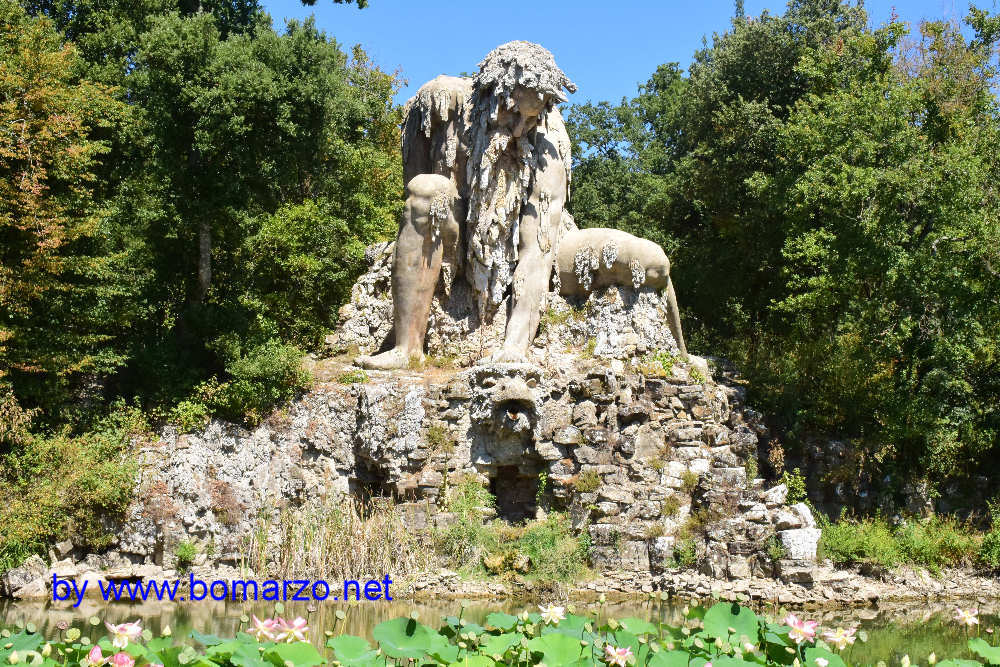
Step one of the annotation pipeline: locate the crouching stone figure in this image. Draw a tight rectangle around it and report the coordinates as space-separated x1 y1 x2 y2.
356 41 690 369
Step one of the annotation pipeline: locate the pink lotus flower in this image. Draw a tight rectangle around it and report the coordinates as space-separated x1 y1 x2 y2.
109 653 134 667
604 644 634 666
822 626 857 651
104 621 142 649
251 615 278 642
955 608 979 627
84 646 107 667
274 617 310 643
784 613 819 644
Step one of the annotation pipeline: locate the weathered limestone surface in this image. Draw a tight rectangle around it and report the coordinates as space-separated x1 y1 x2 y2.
2 277 824 603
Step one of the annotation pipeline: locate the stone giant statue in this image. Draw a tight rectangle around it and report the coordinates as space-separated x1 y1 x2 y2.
357 42 686 369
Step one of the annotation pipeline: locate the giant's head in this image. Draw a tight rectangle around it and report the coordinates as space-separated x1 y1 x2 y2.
471 41 576 137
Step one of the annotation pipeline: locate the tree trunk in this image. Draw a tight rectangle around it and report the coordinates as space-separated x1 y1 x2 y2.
197 218 211 301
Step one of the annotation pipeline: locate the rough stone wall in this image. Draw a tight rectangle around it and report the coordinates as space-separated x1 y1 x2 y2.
95 341 817 585
3 272 821 598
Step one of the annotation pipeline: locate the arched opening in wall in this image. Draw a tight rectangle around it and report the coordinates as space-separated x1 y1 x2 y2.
489 465 538 522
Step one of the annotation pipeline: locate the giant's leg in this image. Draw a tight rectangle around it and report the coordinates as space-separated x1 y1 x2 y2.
663 277 688 358
491 212 553 364
357 174 458 370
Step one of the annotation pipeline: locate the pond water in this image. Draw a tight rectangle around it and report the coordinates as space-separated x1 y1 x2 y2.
1 597 996 664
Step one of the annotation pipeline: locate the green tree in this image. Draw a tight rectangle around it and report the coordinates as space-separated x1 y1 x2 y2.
567 1 1000 493
0 0 133 421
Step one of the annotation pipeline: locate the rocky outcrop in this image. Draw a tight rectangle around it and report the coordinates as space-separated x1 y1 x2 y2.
3 277 820 599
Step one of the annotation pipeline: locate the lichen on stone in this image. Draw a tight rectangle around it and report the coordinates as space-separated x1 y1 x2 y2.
630 258 645 289
601 241 618 269
574 246 598 292
428 191 450 243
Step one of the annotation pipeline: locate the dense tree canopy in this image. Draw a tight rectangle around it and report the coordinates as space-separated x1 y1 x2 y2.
567 0 1000 495
1 0 400 432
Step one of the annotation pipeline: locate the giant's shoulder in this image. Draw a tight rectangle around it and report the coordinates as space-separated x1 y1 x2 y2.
537 105 572 172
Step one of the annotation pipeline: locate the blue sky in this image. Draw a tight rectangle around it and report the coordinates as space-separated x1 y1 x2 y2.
260 0 982 105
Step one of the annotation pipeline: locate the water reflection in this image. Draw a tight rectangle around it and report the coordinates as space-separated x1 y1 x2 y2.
1 598 996 664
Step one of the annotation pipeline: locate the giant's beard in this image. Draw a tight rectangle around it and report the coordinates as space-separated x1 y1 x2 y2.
465 126 537 323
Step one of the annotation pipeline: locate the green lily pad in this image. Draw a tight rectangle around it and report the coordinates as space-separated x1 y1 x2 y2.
618 617 658 636
448 656 495 667
485 613 518 632
703 602 759 639
372 617 434 660
326 635 377 667
804 647 847 667
526 632 585 665
266 641 324 667
648 650 690 667
970 638 1000 665
480 633 521 657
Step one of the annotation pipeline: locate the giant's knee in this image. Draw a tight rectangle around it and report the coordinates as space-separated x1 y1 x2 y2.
636 241 670 290
405 174 459 235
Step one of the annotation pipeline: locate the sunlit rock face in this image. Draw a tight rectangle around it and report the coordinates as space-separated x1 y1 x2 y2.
86 312 810 587
2 260 822 599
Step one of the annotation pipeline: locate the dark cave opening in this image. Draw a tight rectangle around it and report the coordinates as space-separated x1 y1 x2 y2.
490 465 539 522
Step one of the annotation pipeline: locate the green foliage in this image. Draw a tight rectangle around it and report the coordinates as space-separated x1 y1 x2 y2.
0 0 133 422
821 515 981 571
680 470 699 495
174 540 197 571
821 516 903 568
170 399 210 433
781 467 808 504
978 498 1000 569
661 495 682 518
744 453 759 485
537 305 581 333
205 340 312 426
5 0 401 437
980 530 1000 569
535 470 548 506
425 423 454 453
673 538 697 568
434 480 587 583
573 469 602 493
567 0 1000 495
446 478 495 519
516 513 590 582
766 535 787 561
0 404 146 571
638 350 677 377
337 369 369 385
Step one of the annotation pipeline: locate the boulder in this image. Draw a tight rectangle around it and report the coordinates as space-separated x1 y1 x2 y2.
13 576 49 600
790 502 816 528
761 483 788 506
1 554 47 598
776 558 815 584
778 528 821 560
773 508 804 530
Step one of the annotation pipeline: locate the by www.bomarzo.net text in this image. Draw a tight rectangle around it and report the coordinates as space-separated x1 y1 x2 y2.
51 573 393 608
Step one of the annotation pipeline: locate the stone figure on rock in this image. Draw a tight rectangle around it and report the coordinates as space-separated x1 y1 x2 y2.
357 41 687 369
